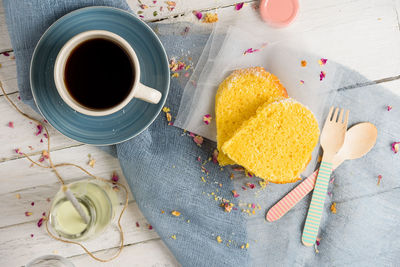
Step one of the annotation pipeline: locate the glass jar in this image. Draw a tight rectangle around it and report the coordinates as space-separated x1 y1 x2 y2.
49 179 117 241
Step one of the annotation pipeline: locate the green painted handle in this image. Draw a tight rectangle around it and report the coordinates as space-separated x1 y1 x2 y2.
302 161 333 246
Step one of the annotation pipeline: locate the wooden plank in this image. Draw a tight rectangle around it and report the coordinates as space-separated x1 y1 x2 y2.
0 201 160 266
0 93 81 161
70 238 180 267
0 144 128 195
0 0 11 53
0 145 134 227
126 0 243 21
192 0 400 82
0 0 243 53
0 51 17 95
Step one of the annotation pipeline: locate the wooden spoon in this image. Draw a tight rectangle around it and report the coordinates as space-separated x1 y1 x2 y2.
266 122 378 222
331 122 378 168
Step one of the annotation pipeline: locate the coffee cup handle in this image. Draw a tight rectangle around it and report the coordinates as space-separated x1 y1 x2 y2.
133 83 162 104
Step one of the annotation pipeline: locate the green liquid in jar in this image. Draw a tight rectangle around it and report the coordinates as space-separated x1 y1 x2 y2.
50 180 116 241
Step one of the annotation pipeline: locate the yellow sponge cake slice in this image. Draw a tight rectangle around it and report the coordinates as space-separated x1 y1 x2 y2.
221 99 320 184
215 67 288 166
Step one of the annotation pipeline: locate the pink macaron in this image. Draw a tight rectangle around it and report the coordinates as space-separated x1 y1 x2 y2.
259 0 299 27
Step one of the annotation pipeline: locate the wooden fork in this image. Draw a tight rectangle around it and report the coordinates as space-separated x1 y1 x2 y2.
302 107 349 246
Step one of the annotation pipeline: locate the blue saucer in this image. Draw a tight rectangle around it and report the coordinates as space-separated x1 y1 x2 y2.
30 7 170 145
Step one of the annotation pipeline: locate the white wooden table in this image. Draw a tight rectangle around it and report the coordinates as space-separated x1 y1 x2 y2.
0 0 399 266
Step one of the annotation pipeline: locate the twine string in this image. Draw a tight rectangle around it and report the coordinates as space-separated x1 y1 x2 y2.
1 81 128 262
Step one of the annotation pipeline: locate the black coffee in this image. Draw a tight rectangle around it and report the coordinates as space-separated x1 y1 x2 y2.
64 38 134 110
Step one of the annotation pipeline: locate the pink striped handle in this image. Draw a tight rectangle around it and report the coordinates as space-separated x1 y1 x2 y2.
266 170 318 222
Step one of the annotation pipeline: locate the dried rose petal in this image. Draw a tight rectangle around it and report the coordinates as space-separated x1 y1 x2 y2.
40 139 43 143
166 1 176 11
330 202 337 214
177 61 186 71
300 80 305 84
235 2 244 10
37 217 44 227
193 10 203 20
193 135 204 145
387 105 393 111
392 142 400 153
88 158 95 167
136 222 140 227
318 58 328 66
182 27 190 35
8 121 14 128
246 183 255 189
212 149 218 164
42 212 46 216
44 133 48 139
232 190 240 198
245 170 254 177
30 234 34 238
251 203 256 209
223 202 233 212
184 72 190 77
171 210 181 216
201 166 209 175
166 112 172 122
153 0 157 3
244 48 255 55
42 150 49 159
203 114 212 125
148 225 153 230
15 148 23 155
320 71 326 81
35 124 43 136
31 202 34 206
203 13 218 23
111 172 119 182
377 174 383 185
3 52 9 56
233 167 244 172
25 211 33 216
139 4 148 9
